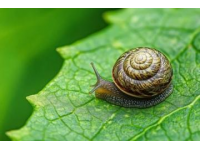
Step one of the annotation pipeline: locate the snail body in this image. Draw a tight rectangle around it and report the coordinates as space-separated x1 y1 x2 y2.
90 47 173 108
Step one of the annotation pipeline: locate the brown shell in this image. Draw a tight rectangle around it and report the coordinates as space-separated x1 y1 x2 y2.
112 47 173 98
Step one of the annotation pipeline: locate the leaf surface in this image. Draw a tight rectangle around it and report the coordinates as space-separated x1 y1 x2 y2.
0 8 108 140
8 8 200 141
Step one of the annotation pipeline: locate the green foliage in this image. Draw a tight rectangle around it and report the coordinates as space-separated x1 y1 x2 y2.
7 8 200 141
0 8 109 140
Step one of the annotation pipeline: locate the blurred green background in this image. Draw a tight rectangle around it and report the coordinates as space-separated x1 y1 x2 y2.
0 8 113 141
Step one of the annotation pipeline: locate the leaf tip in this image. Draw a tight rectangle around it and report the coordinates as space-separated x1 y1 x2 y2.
6 130 17 140
103 9 126 24
6 127 30 141
56 47 66 58
26 95 39 106
56 47 62 53
56 46 76 59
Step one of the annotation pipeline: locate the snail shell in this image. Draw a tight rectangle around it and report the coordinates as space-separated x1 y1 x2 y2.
90 47 173 108
112 47 172 98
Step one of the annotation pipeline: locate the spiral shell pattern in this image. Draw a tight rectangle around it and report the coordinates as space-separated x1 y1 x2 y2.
112 47 173 98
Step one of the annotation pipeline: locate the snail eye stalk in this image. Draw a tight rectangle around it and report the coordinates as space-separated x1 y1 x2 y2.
89 63 103 94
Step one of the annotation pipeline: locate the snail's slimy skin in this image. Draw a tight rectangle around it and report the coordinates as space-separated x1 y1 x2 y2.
89 47 173 108
95 80 173 108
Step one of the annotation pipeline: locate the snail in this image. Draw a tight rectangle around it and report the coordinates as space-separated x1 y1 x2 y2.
89 47 173 108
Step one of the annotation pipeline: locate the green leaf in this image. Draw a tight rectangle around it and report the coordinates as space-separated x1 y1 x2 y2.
7 8 200 141
0 8 109 140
